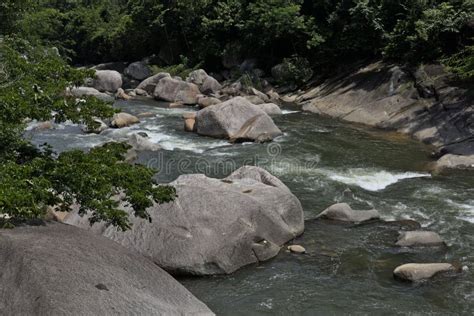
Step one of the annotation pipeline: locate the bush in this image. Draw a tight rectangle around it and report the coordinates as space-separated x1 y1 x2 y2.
272 55 313 85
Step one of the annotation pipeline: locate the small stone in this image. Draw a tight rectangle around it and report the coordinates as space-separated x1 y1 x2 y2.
393 263 457 282
111 113 140 128
184 118 196 132
396 231 445 247
288 245 306 254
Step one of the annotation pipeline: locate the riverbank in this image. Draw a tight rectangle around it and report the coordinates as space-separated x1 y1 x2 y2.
288 61 473 170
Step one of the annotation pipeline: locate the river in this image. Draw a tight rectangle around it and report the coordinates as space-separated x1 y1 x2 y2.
27 98 474 315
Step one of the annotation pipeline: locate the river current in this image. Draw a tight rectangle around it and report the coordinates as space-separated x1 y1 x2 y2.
28 99 474 315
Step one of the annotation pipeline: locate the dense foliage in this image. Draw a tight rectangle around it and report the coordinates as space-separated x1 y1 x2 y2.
0 37 176 229
2 0 471 77
0 0 472 227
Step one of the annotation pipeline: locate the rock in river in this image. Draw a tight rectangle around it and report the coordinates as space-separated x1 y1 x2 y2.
317 203 380 223
393 263 458 282
137 72 171 95
70 86 114 103
154 77 200 104
0 222 214 315
92 70 123 92
195 96 283 142
396 231 445 247
111 112 140 128
65 166 304 275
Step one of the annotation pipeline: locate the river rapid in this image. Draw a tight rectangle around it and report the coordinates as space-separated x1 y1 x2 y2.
28 98 474 315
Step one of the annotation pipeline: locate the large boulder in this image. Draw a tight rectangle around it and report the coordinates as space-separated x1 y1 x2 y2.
70 87 114 102
195 97 283 142
124 61 152 81
137 72 171 95
93 70 123 92
393 263 458 282
187 69 222 94
0 222 214 315
317 203 380 223
65 166 304 275
201 76 222 94
186 69 209 86
154 77 200 104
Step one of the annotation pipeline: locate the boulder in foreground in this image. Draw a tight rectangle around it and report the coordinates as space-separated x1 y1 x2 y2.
317 203 380 223
0 222 214 315
393 263 458 282
65 166 304 275
195 97 283 142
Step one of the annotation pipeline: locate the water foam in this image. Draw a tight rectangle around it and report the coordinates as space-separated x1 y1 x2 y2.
326 169 431 191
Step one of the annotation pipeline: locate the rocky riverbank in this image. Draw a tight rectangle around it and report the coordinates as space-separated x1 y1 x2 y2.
294 61 473 171
71 59 473 172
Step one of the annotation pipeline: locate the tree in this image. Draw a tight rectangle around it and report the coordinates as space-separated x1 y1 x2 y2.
0 37 176 230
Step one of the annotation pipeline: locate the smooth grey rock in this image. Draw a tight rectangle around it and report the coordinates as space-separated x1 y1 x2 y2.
127 134 161 152
396 231 445 247
195 97 282 142
198 96 221 109
111 113 140 128
93 70 122 92
393 263 457 282
186 69 209 85
137 73 171 95
434 154 474 171
255 103 283 116
317 203 380 223
124 61 152 81
201 76 222 94
70 87 114 102
288 245 306 254
65 166 304 275
0 222 214 315
154 77 200 104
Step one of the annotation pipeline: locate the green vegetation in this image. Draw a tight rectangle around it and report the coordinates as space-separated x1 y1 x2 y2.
1 1 471 74
0 37 176 229
0 0 472 227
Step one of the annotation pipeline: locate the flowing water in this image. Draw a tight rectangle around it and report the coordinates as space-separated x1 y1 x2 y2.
28 99 474 315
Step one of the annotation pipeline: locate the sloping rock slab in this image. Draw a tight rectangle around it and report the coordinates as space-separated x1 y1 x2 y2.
65 166 304 275
0 222 214 315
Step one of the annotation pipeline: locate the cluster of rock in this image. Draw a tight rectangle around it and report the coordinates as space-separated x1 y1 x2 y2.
311 203 461 282
68 64 287 144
